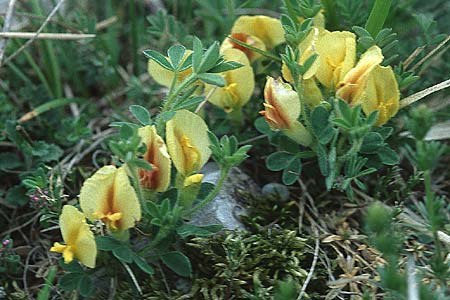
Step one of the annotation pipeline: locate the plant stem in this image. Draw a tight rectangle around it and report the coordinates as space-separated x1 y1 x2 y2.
129 164 145 207
156 73 197 134
365 0 393 38
188 166 230 216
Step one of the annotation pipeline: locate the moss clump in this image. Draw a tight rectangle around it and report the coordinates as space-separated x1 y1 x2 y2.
184 228 308 299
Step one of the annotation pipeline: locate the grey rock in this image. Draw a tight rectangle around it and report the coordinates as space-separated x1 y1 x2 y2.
189 163 260 231
262 183 290 202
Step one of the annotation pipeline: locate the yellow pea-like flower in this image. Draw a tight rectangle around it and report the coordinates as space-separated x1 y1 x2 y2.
50 205 97 268
353 65 400 126
282 27 321 82
204 48 255 113
231 15 285 50
79 166 141 232
137 125 171 192
314 30 356 90
260 77 312 146
336 46 383 103
220 32 267 62
166 110 212 176
147 50 193 88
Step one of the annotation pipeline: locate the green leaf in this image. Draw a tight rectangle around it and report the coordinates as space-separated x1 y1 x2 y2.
192 37 203 72
161 251 192 277
311 106 334 144
143 50 174 71
161 111 176 122
119 124 134 140
173 96 204 110
377 146 399 165
59 260 83 273
365 0 393 37
133 254 154 275
282 157 302 185
0 152 22 169
316 144 329 176
209 61 243 73
177 224 223 238
129 105 151 125
197 73 225 87
198 42 220 73
266 151 295 171
360 132 384 154
113 246 134 263
6 185 29 206
31 141 63 162
167 44 186 69
95 236 122 251
78 276 94 297
59 273 83 291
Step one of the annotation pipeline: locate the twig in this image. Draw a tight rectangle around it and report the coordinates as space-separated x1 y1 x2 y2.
195 86 217 113
297 225 320 300
411 35 450 72
0 0 17 64
400 78 450 108
95 16 118 31
1 0 65 67
0 32 95 40
120 261 142 295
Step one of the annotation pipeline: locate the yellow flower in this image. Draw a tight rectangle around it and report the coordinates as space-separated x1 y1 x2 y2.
220 32 266 62
147 50 193 88
137 125 171 192
353 65 400 126
336 46 383 103
166 110 212 176
282 27 321 82
204 48 255 112
260 77 312 146
314 30 356 90
230 15 285 50
79 166 141 231
50 205 97 268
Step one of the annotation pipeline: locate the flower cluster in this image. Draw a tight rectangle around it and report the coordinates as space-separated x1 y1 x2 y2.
50 109 211 268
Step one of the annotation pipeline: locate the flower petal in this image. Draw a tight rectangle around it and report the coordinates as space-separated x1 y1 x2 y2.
261 77 301 130
56 205 97 268
138 125 171 192
354 65 400 126
231 15 285 49
336 46 383 102
166 110 211 176
315 30 356 89
111 167 142 230
220 32 266 62
79 165 116 223
206 48 254 112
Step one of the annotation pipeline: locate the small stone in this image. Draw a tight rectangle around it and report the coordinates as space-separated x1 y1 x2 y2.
189 163 260 231
261 183 290 202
